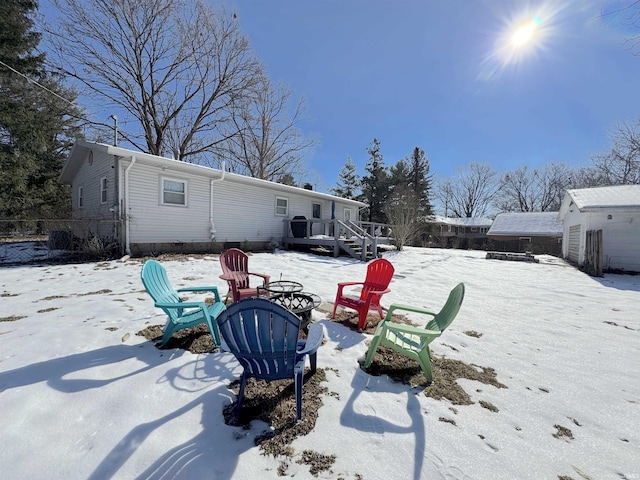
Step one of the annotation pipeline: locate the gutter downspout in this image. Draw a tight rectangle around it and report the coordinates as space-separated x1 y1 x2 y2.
210 162 226 240
124 156 136 255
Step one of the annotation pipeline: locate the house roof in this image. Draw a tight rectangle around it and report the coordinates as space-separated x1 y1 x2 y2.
487 212 563 237
59 141 367 207
432 215 493 227
558 185 640 219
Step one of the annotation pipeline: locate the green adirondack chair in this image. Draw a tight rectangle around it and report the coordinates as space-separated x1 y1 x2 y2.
364 283 465 384
141 260 226 346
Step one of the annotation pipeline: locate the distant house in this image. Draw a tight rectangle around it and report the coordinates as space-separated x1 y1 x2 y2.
431 216 493 248
557 185 640 273
487 212 563 255
58 141 366 256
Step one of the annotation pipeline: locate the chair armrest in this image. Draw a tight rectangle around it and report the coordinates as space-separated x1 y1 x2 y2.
336 281 363 296
155 301 207 311
297 323 323 356
383 321 442 337
363 287 391 299
177 286 222 303
386 303 436 319
248 272 270 284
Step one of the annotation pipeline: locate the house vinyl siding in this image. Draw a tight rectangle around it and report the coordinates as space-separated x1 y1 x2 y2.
71 149 117 219
61 141 366 255
125 162 212 244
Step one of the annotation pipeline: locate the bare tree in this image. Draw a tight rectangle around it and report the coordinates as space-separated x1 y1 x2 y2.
495 162 574 212
602 0 640 55
218 76 316 181
437 163 498 218
46 0 261 162
590 119 640 185
384 186 421 251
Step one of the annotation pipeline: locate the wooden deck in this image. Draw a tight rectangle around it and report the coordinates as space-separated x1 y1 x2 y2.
282 219 390 261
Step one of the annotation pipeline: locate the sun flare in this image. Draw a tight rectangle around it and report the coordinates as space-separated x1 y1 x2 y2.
511 16 542 48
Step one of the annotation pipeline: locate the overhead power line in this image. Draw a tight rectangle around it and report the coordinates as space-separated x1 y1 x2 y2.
0 58 76 107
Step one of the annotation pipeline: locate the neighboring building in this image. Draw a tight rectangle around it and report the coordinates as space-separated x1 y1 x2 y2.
430 216 493 248
58 141 366 256
557 185 640 273
487 211 563 255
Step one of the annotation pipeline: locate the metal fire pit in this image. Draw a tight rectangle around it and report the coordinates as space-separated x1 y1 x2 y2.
270 292 321 332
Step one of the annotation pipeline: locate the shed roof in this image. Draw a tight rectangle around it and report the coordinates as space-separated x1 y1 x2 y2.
558 184 640 219
567 185 640 210
487 212 563 237
432 215 493 227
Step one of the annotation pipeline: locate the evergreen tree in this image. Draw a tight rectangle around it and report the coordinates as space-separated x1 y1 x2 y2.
331 156 360 199
0 0 82 222
360 138 389 223
407 146 434 218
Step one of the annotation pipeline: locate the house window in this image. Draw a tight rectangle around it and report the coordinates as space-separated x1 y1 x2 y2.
100 177 108 204
312 203 321 219
344 208 351 222
519 237 531 242
161 177 187 206
275 196 288 216
77 186 84 208
471 227 478 232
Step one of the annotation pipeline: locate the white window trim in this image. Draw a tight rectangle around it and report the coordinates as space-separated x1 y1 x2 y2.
78 186 84 208
275 196 288 216
100 176 108 204
343 208 352 222
312 202 321 219
161 176 188 207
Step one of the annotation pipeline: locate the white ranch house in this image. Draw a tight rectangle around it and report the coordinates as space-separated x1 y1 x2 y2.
558 185 640 273
58 141 366 257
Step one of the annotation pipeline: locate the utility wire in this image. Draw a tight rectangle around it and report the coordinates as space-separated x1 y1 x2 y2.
0 58 76 107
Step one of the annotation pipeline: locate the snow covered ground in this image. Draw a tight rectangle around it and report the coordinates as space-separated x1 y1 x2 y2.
1 247 639 479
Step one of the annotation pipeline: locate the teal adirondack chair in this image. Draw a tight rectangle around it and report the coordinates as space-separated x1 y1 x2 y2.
141 260 226 346
364 283 465 384
217 297 323 422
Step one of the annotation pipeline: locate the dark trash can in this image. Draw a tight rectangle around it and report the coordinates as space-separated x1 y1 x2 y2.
291 216 308 238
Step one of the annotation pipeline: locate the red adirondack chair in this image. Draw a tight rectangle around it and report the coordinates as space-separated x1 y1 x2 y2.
331 258 395 331
219 248 271 303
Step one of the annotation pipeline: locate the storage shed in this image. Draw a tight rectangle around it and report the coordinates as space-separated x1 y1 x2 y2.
557 185 640 273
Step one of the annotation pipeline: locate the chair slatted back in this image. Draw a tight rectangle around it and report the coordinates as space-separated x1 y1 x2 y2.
425 283 465 332
141 260 181 321
220 248 251 289
360 258 395 303
218 298 301 381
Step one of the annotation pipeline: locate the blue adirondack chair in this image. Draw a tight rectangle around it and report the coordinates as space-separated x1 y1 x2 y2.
217 297 324 422
141 260 226 346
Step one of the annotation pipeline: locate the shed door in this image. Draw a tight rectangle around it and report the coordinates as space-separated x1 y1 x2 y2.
567 225 581 263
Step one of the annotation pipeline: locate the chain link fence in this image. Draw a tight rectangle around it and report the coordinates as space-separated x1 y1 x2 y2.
0 219 121 266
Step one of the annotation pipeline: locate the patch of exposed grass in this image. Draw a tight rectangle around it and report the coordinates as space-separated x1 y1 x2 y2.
136 323 217 354
0 315 27 322
222 368 329 459
296 450 336 476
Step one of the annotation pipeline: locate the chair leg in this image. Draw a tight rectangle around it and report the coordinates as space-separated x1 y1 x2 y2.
205 319 221 347
416 346 434 384
295 370 303 422
357 308 368 331
331 298 339 319
309 352 317 373
364 327 384 368
235 372 248 421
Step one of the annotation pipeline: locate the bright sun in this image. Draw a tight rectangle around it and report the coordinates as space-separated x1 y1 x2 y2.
511 16 543 48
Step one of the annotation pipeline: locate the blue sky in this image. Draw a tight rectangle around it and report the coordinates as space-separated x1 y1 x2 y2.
225 0 640 191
